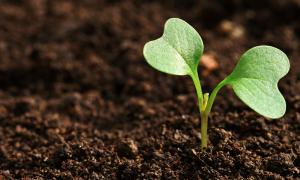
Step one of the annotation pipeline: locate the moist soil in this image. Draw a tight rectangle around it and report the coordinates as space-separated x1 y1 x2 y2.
1 0 300 179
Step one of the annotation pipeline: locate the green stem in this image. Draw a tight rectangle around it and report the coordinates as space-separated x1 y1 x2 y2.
201 82 226 151
204 82 226 116
191 72 204 112
200 112 208 151
190 72 207 151
191 73 226 151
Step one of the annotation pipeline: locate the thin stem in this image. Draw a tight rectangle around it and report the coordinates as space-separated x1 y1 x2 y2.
191 73 226 151
201 113 208 151
204 82 226 116
190 72 207 151
201 82 226 151
191 72 204 112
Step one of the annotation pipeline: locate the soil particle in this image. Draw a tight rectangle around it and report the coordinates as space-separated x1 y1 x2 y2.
117 138 139 158
267 153 299 177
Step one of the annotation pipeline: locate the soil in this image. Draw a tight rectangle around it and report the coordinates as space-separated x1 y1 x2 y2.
1 0 300 179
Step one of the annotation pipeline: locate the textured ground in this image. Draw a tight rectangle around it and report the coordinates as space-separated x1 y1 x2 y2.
1 0 300 179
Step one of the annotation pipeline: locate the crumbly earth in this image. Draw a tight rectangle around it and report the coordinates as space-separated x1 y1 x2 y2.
1 0 300 179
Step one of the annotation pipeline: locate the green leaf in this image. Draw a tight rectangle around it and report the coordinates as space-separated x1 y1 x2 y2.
221 46 290 118
143 18 204 76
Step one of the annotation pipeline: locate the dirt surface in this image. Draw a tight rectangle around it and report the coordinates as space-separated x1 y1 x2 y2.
1 0 300 179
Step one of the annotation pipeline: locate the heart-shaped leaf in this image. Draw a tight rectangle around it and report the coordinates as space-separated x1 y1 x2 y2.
143 18 203 76
221 46 290 118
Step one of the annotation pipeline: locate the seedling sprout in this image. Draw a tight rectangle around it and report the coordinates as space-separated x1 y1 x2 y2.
143 18 290 151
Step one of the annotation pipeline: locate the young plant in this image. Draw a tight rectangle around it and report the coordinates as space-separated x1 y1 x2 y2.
143 18 290 151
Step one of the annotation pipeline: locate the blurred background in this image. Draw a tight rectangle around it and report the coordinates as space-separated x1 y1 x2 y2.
0 0 300 127
0 0 299 127
0 0 299 97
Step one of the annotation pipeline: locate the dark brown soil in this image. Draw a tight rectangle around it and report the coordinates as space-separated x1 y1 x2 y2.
1 0 300 179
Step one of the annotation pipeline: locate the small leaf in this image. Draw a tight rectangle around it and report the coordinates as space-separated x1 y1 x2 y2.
143 18 204 76
221 46 290 118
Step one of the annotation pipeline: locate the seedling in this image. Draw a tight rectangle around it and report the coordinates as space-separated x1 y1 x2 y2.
143 18 290 151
